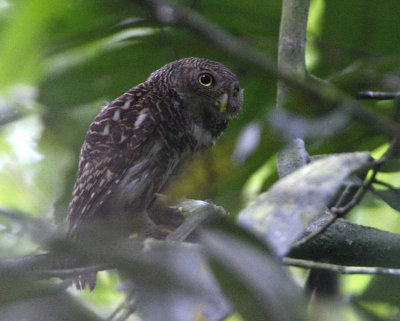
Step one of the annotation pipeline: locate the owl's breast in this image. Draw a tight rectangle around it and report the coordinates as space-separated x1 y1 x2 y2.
110 142 190 215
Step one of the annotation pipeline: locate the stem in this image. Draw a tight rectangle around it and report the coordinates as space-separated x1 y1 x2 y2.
284 257 400 276
277 0 310 105
357 91 400 100
276 0 311 175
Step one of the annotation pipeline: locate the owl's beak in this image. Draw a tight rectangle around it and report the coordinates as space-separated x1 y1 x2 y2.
216 92 229 112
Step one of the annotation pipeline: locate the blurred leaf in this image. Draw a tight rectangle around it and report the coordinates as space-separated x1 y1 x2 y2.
318 1 400 77
309 299 368 321
0 0 63 90
268 107 350 142
0 290 101 321
0 110 23 127
202 229 306 321
360 276 400 308
378 138 400 172
0 259 100 320
240 154 277 204
329 57 400 94
379 159 400 173
238 152 372 256
125 240 231 321
372 188 400 212
231 121 262 164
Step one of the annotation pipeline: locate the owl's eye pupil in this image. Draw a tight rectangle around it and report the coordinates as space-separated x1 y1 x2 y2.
199 74 214 87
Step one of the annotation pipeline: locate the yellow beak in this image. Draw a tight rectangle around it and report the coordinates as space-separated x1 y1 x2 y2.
217 92 229 112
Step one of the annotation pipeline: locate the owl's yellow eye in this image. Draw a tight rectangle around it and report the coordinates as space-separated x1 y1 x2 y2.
198 73 214 87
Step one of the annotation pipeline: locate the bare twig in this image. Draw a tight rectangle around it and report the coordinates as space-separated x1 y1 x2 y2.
294 132 399 249
330 164 379 216
357 91 400 100
293 162 377 248
284 257 400 276
292 212 336 249
372 179 396 189
39 264 109 279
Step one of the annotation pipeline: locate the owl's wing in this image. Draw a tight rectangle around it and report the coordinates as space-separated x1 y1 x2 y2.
67 89 155 237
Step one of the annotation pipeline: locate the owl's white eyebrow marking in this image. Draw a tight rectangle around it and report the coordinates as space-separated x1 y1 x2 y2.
113 109 121 121
122 100 132 110
134 109 148 128
102 123 110 135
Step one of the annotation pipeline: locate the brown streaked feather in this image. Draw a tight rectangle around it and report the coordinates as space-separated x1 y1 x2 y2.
66 58 243 291
67 86 156 237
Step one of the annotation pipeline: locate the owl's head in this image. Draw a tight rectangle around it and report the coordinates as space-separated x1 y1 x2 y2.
149 58 243 139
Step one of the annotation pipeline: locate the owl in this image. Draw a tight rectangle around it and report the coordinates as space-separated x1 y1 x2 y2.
67 57 243 290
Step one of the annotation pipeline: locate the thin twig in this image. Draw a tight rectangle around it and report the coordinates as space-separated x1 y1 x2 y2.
39 264 109 279
284 257 400 276
330 164 379 216
277 0 310 104
295 111 400 248
292 212 337 248
357 91 400 100
372 179 396 190
293 160 378 248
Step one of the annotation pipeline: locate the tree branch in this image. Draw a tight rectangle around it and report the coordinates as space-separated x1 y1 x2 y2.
289 217 400 268
2 214 400 281
277 0 310 105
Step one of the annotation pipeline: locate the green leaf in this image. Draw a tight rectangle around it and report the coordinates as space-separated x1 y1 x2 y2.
372 188 400 212
0 270 100 321
202 229 306 321
360 275 400 308
0 0 63 90
379 159 400 172
126 240 231 321
238 152 372 256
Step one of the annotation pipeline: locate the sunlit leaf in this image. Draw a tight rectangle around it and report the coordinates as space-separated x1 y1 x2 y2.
238 152 372 256
0 0 64 90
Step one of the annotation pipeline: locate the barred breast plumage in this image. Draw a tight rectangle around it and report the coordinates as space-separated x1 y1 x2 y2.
67 57 243 290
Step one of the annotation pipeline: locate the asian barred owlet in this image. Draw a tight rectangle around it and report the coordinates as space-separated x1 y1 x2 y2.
67 58 243 290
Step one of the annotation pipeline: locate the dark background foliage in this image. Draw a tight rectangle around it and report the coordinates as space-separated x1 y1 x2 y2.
1 0 400 320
